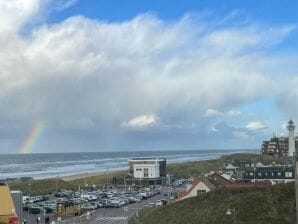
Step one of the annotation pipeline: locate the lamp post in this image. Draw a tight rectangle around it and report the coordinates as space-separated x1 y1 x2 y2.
84 172 88 187
124 176 127 192
295 150 298 224
226 207 236 224
55 177 58 193
106 168 109 189
28 183 31 197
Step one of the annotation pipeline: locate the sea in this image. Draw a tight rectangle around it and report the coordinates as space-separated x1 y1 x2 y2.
0 149 258 180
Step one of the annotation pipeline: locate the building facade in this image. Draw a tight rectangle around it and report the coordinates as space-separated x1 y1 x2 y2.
128 157 166 179
261 136 289 157
11 191 23 223
178 179 216 201
236 166 294 184
261 120 297 157
0 183 19 224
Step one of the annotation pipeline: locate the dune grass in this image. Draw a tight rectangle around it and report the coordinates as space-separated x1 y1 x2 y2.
9 170 127 196
167 153 281 178
129 183 295 224
9 153 280 196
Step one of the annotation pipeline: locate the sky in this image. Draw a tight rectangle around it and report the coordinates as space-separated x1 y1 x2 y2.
1 0 298 153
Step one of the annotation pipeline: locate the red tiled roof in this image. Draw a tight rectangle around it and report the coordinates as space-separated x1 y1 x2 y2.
179 179 201 199
210 171 235 184
179 179 217 199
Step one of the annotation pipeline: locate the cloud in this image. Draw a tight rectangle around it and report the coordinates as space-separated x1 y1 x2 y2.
0 0 77 32
246 121 267 131
0 0 42 31
0 5 296 152
122 115 157 129
203 109 241 117
53 0 78 11
227 110 242 117
60 118 94 130
208 126 218 133
233 131 249 139
278 77 298 125
203 109 223 117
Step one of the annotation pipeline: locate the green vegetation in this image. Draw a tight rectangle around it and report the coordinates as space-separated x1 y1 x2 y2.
9 171 126 196
8 153 281 195
167 153 281 178
129 183 296 224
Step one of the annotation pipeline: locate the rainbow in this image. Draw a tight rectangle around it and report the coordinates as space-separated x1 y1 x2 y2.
19 121 45 154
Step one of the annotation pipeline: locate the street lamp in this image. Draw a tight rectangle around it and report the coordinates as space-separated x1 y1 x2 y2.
226 207 236 224
84 172 88 187
55 177 58 193
28 183 31 197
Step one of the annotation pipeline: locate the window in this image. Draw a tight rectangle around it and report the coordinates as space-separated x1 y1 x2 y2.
250 172 253 176
285 172 293 178
197 190 206 195
144 168 149 178
258 172 262 176
278 172 281 177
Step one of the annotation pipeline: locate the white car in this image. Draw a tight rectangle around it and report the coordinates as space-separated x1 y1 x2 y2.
148 202 155 207
155 200 163 206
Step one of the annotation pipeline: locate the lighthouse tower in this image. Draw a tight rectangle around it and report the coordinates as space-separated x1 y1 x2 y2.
287 120 295 157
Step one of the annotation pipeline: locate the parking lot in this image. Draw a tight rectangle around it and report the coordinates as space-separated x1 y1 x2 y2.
23 182 187 224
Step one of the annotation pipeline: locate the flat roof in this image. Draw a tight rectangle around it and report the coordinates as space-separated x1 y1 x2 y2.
133 164 160 167
128 157 166 162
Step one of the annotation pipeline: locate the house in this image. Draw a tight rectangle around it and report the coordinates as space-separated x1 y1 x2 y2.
178 179 216 200
208 171 272 189
0 183 19 224
208 172 235 188
236 166 294 184
255 162 265 167
223 163 238 176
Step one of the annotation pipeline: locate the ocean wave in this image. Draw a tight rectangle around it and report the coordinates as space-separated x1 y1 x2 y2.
0 149 256 179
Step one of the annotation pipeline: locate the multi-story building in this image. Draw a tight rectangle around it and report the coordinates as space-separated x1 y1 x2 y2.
261 136 289 157
235 166 294 184
261 120 298 157
128 157 166 180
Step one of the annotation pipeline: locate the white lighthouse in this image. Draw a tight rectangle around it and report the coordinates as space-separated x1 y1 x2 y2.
287 120 295 157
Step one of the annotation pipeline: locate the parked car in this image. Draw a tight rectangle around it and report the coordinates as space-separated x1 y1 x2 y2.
148 202 155 207
161 199 168 205
88 202 103 209
84 203 97 210
155 200 163 206
29 206 45 214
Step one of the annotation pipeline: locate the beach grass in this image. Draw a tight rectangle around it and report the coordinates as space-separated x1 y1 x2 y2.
8 170 127 196
8 153 280 196
129 182 295 224
167 153 281 178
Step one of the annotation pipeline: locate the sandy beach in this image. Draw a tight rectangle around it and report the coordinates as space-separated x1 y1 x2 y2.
61 169 127 181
